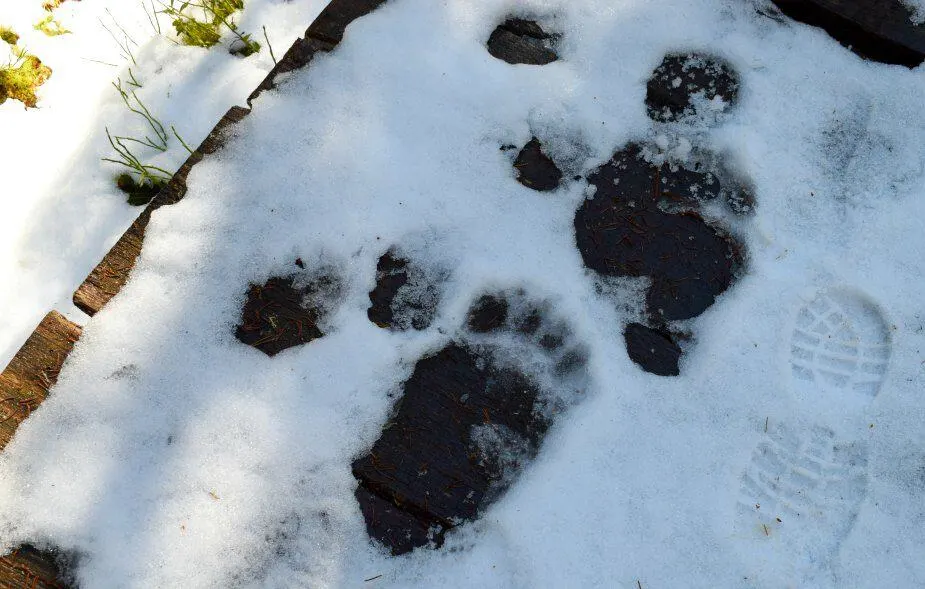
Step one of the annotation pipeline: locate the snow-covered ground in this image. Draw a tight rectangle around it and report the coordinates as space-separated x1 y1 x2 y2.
2 0 925 587
0 0 325 366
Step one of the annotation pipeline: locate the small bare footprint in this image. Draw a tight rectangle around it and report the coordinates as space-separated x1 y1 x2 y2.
789 288 891 398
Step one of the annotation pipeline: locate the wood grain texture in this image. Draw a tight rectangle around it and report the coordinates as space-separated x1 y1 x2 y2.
0 545 70 589
0 313 78 589
0 311 80 451
248 0 389 105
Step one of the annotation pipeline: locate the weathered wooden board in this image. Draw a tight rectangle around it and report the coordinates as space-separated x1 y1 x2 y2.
0 311 80 451
306 0 388 46
0 313 80 588
74 0 390 317
770 0 925 66
0 545 70 589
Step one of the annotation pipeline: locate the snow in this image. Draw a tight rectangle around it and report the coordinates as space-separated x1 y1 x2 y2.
903 0 925 24
1 0 925 587
0 0 326 366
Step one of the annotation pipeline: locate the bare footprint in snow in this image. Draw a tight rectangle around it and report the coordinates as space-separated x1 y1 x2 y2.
353 287 587 555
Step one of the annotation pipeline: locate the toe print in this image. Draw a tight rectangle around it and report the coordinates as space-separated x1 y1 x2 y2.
623 323 682 376
487 18 559 65
368 249 444 331
645 52 740 124
789 288 891 398
354 289 586 554
234 262 341 356
513 138 563 192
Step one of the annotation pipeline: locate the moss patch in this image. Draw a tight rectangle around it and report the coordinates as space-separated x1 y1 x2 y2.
165 0 259 56
116 173 166 207
0 26 19 46
0 49 52 108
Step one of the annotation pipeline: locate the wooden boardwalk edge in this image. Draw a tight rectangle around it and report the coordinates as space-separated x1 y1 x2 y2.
73 0 388 317
72 105 250 316
0 311 81 452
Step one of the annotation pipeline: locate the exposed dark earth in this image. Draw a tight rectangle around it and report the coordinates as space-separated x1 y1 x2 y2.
486 18 559 65
235 267 340 356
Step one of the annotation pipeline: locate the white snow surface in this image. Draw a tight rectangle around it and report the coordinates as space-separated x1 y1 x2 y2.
903 0 925 24
0 0 326 366
1 0 925 587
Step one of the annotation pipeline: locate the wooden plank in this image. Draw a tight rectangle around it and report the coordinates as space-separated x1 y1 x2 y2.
770 0 925 66
74 0 391 317
0 313 80 587
306 0 388 46
73 106 250 316
247 37 330 106
0 311 80 451
249 0 389 105
0 545 70 589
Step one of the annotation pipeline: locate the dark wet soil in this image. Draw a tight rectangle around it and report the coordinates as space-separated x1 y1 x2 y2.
353 343 550 554
116 174 166 207
514 138 563 191
575 144 742 322
624 322 682 376
487 18 558 65
645 53 739 123
235 274 328 356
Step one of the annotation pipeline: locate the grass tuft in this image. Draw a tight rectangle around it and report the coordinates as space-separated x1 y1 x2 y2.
103 80 195 205
103 127 174 200
0 47 52 108
173 14 221 48
162 0 259 56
